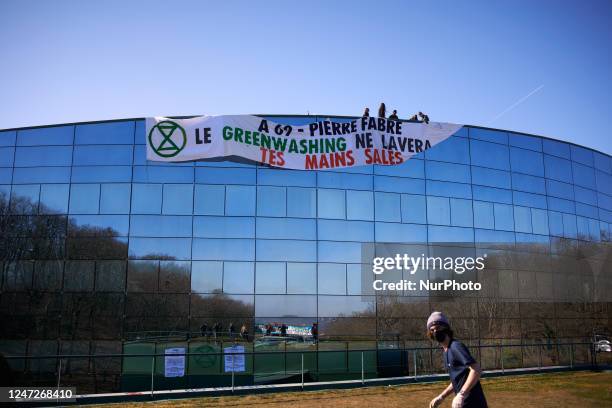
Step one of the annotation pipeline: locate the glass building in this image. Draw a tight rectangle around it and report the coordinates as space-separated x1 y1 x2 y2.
0 116 610 392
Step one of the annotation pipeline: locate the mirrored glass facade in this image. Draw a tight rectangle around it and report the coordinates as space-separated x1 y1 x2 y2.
0 117 610 391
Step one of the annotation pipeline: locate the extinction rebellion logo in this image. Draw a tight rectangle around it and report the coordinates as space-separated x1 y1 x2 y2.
148 120 187 158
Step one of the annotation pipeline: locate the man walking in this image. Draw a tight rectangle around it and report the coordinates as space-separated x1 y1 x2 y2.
428 312 488 408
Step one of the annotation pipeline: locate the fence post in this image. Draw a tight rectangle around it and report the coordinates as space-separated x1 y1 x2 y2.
538 344 542 371
150 354 155 398
413 350 417 379
56 358 62 405
57 358 62 388
301 354 304 390
500 344 504 373
570 343 573 368
361 351 364 385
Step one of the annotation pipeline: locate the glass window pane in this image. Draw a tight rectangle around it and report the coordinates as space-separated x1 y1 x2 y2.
223 262 254 294
0 130 16 146
69 214 129 236
570 145 594 166
471 166 511 189
191 261 223 293
317 172 372 190
512 173 546 194
257 240 316 262
194 216 254 238
73 145 133 166
64 261 94 292
428 225 473 243
426 180 471 199
347 190 374 221
374 175 425 194
562 213 577 238
287 187 316 218
225 185 255 216
400 194 426 224
287 263 316 294
546 179 574 200
509 133 542 151
543 139 570 159
318 188 345 219
10 184 40 213
100 184 131 214
572 162 596 190
17 126 73 146
257 218 316 240
13 167 71 184
472 185 512 204
473 201 494 229
257 186 286 217
127 260 158 292
374 158 424 178
255 295 316 317
258 169 316 187
425 136 469 164
318 241 363 263
163 184 193 215
427 196 450 225
131 184 162 214
593 152 611 174
426 161 470 183
494 203 514 231
255 262 286 294
513 191 547 209
69 184 100 214
375 192 400 222
510 147 544 176
375 222 427 243
470 140 510 170
192 238 254 261
129 237 191 260
318 219 373 242
0 147 14 166
130 215 192 237
531 208 549 235
159 260 190 293
544 155 572 183
318 263 346 295
450 198 473 227
96 261 126 292
71 166 132 183
547 197 574 214
75 121 135 145
194 185 225 215
133 166 194 183
470 128 508 144
14 146 72 167
39 184 69 214
195 168 255 184
33 260 62 291
548 211 563 236
513 206 532 233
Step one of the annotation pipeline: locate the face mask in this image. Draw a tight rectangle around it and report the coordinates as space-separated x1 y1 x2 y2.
434 329 447 342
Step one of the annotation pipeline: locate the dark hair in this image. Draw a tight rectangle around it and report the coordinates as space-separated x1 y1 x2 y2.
426 327 454 341
378 103 386 118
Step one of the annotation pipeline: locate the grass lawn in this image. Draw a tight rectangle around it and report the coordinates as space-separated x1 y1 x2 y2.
90 371 612 407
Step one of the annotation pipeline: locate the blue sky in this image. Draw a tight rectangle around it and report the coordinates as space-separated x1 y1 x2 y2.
1 0 610 154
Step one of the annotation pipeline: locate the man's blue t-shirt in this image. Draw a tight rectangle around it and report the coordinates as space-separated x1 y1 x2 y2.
444 339 488 408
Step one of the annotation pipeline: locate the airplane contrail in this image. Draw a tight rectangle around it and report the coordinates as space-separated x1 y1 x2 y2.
488 84 544 124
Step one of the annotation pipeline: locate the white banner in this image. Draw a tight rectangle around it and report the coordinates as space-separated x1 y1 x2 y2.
164 347 185 378
224 345 246 373
146 115 462 170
